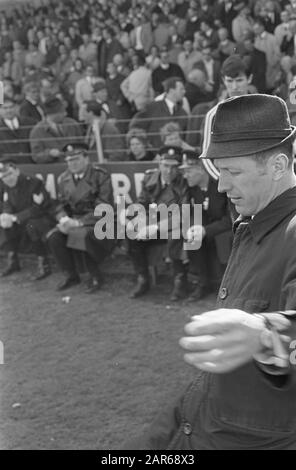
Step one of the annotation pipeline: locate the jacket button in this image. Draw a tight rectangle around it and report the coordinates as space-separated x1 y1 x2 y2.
219 287 228 300
183 422 192 435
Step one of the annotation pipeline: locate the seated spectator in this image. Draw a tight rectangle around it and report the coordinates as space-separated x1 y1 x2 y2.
127 145 186 299
168 150 232 301
126 128 155 161
19 81 44 125
120 53 154 112
30 96 83 163
47 142 114 293
160 122 196 152
0 95 35 163
84 100 126 161
0 159 55 279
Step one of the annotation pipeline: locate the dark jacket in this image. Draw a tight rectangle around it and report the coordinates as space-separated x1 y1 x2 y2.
1 173 54 225
135 168 187 242
137 168 186 209
185 82 214 111
0 117 35 163
19 99 44 125
133 187 296 450
185 177 232 263
56 163 113 227
30 117 83 164
243 48 267 93
151 64 185 95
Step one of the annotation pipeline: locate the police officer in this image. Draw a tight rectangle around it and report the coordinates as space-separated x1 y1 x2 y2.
0 159 54 279
47 143 114 293
128 145 187 298
171 150 232 301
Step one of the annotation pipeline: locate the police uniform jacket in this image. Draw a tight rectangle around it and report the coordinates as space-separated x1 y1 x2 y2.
137 168 186 209
56 163 113 227
1 173 54 226
134 168 186 235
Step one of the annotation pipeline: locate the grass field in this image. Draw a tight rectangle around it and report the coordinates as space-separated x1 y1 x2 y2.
0 253 215 450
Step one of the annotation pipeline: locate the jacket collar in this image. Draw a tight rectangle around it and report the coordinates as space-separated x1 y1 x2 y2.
234 186 296 243
63 163 92 182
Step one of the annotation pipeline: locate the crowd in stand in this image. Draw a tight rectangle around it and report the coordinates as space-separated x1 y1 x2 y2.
0 0 296 162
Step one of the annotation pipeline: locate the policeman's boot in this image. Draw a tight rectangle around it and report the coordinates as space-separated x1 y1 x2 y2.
33 256 52 281
85 269 104 294
170 272 188 301
187 282 207 302
57 272 81 291
130 274 150 299
2 252 21 277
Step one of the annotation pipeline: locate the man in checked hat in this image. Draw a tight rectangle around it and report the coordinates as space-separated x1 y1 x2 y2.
126 94 296 450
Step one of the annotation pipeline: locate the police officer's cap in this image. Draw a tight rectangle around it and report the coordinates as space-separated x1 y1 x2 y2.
63 142 89 160
158 146 182 164
179 149 202 169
